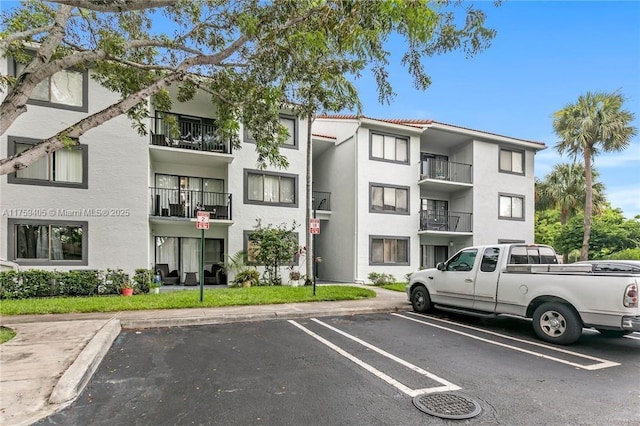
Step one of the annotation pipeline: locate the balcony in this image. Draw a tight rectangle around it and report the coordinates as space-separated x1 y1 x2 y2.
312 191 331 211
419 209 472 233
151 112 232 154
419 157 472 192
150 187 232 220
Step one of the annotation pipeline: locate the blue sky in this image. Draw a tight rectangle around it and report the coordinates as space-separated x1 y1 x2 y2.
353 1 640 219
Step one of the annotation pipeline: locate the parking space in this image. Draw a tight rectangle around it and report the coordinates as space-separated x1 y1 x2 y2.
40 314 639 425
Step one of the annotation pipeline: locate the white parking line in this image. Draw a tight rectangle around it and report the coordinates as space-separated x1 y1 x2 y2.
624 334 640 341
288 319 460 397
393 313 621 371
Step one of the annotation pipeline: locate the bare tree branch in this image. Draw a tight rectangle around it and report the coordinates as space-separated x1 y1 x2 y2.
0 25 55 48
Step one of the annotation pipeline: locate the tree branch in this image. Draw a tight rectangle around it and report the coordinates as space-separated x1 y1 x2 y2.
0 25 55 48
49 0 179 12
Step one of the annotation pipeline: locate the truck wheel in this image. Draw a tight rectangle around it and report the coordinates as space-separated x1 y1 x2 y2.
532 302 583 345
596 329 632 338
411 286 431 313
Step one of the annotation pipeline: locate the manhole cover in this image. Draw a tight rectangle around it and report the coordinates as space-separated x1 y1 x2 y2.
412 392 482 420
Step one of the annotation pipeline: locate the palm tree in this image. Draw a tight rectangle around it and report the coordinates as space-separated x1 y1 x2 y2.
536 163 606 225
553 91 637 260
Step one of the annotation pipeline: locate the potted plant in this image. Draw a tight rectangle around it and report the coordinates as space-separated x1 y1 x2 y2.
149 282 161 294
121 281 134 297
289 270 301 286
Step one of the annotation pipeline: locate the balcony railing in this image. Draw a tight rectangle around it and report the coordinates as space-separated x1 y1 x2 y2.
419 209 472 232
151 112 232 154
150 187 232 220
312 191 331 211
420 157 472 184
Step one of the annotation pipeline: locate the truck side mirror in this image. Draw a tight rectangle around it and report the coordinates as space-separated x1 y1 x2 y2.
436 262 446 271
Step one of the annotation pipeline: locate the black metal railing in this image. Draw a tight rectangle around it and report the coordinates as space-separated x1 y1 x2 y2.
420 157 472 184
419 209 472 232
150 187 232 220
151 112 231 154
312 191 331 211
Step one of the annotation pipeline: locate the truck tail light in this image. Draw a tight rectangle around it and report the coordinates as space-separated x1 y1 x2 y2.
624 283 638 308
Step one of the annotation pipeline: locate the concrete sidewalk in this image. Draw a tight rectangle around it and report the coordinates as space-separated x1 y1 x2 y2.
0 286 408 426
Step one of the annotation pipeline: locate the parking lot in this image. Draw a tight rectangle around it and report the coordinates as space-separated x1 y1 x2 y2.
40 312 639 425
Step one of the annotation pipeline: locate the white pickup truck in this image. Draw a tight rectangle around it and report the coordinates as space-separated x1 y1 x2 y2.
406 244 640 345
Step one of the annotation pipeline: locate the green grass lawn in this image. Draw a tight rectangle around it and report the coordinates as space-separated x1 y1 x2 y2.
0 285 376 316
380 283 407 292
0 326 16 344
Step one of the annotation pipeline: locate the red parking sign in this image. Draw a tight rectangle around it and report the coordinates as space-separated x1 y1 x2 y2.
196 211 210 230
310 218 320 234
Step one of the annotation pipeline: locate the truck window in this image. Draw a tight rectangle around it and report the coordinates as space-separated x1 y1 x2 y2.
481 247 500 272
446 249 477 272
508 246 558 265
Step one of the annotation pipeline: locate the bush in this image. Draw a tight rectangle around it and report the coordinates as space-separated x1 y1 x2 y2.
55 270 101 296
368 272 395 286
604 248 640 260
133 269 154 294
0 270 55 299
231 269 260 287
103 269 129 294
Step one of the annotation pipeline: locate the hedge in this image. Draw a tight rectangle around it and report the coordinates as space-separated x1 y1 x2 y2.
0 268 154 300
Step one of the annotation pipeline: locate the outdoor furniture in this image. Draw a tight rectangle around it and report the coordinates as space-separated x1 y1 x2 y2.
204 263 223 285
156 263 179 285
184 272 198 286
169 202 183 217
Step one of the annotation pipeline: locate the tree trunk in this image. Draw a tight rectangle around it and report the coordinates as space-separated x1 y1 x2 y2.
581 149 593 261
305 113 314 283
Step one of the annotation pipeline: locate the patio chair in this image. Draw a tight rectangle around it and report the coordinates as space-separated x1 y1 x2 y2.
156 263 179 285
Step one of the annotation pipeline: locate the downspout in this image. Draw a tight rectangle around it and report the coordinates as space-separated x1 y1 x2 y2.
353 122 364 284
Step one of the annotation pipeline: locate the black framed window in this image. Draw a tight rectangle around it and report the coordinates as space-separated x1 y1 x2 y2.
244 114 298 148
370 236 409 265
8 219 88 266
9 57 88 112
244 169 298 207
8 136 88 188
499 148 524 174
370 183 409 214
370 131 409 163
499 193 525 220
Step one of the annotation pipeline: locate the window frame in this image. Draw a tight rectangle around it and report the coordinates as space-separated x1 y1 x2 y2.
498 193 525 221
369 182 410 215
8 218 88 266
8 56 89 113
7 136 89 189
243 114 298 150
499 147 525 175
243 169 298 207
369 131 410 164
369 235 410 265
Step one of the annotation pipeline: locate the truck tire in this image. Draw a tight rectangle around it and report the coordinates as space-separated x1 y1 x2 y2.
532 302 583 345
596 329 632 338
411 286 431 313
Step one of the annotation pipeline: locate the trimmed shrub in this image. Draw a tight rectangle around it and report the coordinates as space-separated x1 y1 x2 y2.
133 268 154 294
54 270 101 296
0 270 55 299
368 272 395 286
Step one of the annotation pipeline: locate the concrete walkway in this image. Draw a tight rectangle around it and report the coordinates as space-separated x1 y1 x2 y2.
0 286 408 426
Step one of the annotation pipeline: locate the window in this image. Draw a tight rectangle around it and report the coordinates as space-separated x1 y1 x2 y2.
244 114 297 148
499 148 524 174
370 236 409 265
8 219 87 265
10 57 88 112
499 194 524 220
446 249 477 271
244 169 298 207
370 183 409 214
8 136 88 188
480 247 500 272
371 132 409 163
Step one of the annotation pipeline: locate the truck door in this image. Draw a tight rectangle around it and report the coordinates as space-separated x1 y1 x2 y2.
473 247 501 312
434 248 478 308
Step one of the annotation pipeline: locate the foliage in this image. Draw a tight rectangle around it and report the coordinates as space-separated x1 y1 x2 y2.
133 268 154 293
554 207 640 260
54 270 100 296
0 0 499 175
368 272 396 286
231 269 260 288
0 285 377 315
553 91 638 260
102 268 129 293
604 248 640 260
534 209 563 248
249 220 300 285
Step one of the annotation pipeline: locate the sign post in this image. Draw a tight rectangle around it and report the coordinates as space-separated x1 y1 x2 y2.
309 217 320 295
196 210 210 302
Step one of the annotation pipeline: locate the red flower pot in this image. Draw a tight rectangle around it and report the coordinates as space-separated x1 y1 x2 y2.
122 288 133 297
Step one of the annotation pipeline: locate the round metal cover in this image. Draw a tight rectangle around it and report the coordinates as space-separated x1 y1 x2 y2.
412 392 482 420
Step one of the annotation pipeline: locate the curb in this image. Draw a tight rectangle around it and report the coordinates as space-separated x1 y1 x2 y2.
49 318 121 404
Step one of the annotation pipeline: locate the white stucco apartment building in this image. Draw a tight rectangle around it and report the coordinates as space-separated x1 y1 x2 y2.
0 59 546 284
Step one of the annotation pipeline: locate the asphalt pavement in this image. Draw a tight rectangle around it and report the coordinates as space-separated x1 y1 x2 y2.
0 285 408 426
